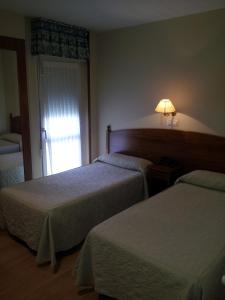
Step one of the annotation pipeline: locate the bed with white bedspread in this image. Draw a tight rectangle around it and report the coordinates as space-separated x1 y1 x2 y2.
0 153 151 267
75 170 225 300
0 152 24 189
0 133 22 154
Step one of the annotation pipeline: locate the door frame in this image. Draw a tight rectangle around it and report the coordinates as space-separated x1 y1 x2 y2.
0 35 32 180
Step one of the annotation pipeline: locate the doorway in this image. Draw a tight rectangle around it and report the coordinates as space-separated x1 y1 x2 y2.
39 58 88 176
0 35 32 184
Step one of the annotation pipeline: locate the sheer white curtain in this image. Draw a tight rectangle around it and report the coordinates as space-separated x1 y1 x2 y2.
39 59 87 176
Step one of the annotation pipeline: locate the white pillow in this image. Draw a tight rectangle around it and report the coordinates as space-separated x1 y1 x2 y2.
95 153 153 198
176 170 225 192
1 133 22 150
95 153 153 173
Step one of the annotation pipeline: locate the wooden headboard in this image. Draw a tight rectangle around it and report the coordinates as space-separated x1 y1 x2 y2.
10 113 22 134
106 126 225 174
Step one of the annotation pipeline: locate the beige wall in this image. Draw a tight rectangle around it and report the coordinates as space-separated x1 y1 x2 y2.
96 9 225 154
0 49 20 133
0 52 7 133
0 11 25 39
89 32 99 160
25 19 43 178
2 50 20 118
0 11 24 133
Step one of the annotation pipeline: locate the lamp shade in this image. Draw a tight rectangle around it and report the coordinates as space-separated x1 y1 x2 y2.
155 99 176 114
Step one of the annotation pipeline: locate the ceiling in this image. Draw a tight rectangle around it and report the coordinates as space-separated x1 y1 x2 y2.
0 0 225 31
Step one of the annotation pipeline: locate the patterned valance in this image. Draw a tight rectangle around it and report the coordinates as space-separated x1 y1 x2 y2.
31 18 89 60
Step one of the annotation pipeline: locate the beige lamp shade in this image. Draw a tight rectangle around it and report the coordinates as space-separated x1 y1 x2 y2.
155 99 176 115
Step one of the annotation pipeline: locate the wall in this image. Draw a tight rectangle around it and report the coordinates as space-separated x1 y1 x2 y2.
89 32 99 160
1 50 20 118
0 11 24 133
0 49 20 133
0 52 7 133
25 19 43 178
96 9 225 154
0 11 25 39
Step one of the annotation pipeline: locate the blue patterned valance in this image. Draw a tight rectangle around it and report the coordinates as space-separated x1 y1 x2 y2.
31 18 89 60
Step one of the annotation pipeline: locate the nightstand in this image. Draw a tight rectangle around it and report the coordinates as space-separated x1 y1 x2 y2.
148 163 182 196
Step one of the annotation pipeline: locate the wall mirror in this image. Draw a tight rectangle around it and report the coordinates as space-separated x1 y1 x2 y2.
0 35 32 188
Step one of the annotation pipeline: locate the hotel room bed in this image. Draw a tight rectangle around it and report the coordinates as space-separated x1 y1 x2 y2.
0 151 24 189
75 170 225 300
0 137 20 154
0 153 151 267
0 115 23 154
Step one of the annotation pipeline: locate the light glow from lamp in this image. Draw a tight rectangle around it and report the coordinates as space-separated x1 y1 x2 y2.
155 99 176 116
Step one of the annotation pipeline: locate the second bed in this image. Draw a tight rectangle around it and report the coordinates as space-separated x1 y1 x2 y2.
75 170 225 300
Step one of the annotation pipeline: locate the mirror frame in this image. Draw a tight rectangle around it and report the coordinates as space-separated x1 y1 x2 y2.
0 35 32 180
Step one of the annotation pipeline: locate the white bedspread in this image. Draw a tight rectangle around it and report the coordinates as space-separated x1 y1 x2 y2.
0 139 20 154
0 161 146 267
0 152 24 189
75 183 225 300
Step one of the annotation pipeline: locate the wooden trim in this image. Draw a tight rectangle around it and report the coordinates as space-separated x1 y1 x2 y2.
107 127 225 174
0 35 32 180
10 114 22 134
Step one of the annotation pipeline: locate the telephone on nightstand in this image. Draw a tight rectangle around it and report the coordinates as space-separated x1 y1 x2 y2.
158 157 179 167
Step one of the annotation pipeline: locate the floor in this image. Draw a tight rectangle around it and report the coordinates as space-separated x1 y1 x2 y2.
0 231 98 300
